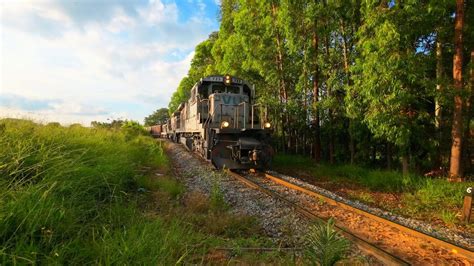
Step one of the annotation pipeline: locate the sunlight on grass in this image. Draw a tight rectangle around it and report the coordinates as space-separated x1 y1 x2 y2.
0 119 189 264
274 154 474 226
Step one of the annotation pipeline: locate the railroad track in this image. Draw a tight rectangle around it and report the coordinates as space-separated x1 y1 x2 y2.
262 171 474 261
226 170 474 265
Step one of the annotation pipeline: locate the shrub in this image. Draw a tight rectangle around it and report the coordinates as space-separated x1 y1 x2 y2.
305 219 349 266
121 120 147 140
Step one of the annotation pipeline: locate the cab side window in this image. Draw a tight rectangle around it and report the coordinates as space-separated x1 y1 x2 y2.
243 85 251 103
198 85 209 99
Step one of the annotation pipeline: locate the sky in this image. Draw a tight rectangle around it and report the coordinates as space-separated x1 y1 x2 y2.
0 0 220 125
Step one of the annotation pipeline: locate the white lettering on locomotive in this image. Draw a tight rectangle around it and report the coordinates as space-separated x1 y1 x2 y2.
213 95 248 105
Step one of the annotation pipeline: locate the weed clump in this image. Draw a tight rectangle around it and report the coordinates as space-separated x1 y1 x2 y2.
305 219 349 266
210 178 229 212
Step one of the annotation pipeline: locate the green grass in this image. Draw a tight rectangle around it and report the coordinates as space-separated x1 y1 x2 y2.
0 119 299 264
439 210 457 225
0 118 193 264
274 154 474 226
274 154 426 192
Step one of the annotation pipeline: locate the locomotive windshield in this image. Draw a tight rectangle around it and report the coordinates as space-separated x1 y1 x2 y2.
211 84 240 94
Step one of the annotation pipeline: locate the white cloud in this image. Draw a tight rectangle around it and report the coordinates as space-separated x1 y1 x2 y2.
0 0 218 124
139 0 178 25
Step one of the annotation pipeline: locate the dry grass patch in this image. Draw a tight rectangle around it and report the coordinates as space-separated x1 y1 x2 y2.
183 191 210 214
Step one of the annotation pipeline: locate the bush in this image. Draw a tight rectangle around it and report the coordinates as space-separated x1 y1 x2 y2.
121 120 148 140
305 219 349 266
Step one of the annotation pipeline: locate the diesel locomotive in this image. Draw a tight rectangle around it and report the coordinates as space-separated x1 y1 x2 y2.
162 75 273 170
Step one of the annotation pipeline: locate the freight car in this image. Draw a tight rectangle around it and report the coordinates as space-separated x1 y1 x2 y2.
149 124 162 138
166 75 273 170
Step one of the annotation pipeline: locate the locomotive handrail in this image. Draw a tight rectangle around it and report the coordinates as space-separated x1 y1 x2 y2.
235 102 246 129
199 98 211 129
251 104 268 129
201 94 264 130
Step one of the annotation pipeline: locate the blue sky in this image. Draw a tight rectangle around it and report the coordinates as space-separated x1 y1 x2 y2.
0 0 220 125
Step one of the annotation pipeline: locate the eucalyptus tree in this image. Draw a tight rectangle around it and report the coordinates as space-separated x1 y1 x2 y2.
449 0 465 178
350 1 435 175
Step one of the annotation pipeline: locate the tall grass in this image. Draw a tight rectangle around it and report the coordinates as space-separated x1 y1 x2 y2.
0 119 189 264
274 154 424 192
274 154 474 219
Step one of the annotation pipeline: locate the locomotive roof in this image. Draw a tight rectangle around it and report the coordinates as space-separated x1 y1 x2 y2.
172 75 255 115
198 75 253 88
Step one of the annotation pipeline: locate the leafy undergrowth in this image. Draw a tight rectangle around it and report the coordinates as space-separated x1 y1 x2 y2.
274 154 474 232
0 119 297 264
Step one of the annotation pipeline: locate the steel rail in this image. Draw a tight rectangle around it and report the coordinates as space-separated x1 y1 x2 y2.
263 172 474 262
225 170 410 265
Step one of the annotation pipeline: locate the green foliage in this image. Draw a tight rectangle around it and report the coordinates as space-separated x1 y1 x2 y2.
165 0 474 175
274 153 473 227
0 119 304 264
209 179 229 212
349 2 434 150
408 179 472 209
439 210 457 225
90 119 125 129
305 219 349 266
156 178 185 199
121 120 147 140
144 107 169 126
168 76 194 114
0 119 184 264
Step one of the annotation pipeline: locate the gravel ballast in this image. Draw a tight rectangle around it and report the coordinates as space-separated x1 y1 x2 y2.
164 140 473 264
164 141 373 262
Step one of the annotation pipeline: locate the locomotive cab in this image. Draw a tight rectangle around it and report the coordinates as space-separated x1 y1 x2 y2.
171 75 274 170
204 75 273 169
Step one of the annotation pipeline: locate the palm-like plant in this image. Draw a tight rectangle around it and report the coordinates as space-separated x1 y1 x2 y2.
305 218 349 266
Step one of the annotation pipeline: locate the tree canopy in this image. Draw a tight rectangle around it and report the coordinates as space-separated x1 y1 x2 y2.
144 108 169 126
161 0 473 177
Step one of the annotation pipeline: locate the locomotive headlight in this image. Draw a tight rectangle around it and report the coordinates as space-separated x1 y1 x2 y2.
221 121 230 128
224 74 232 85
264 122 271 128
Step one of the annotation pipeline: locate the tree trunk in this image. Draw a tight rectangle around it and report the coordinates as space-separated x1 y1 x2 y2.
387 142 392 170
435 39 444 168
312 27 321 162
372 144 377 165
435 39 443 129
349 132 355 164
325 34 335 164
402 155 409 176
271 3 287 103
270 2 288 154
463 50 474 174
449 0 465 179
341 20 355 164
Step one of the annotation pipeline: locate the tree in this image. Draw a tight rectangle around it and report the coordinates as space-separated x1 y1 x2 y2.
164 0 474 177
144 108 169 126
449 0 465 179
350 2 434 175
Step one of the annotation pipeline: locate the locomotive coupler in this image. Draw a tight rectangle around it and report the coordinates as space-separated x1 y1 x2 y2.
249 149 259 162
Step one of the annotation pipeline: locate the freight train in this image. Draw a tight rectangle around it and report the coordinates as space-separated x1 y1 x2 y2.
148 125 163 138
160 75 274 170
